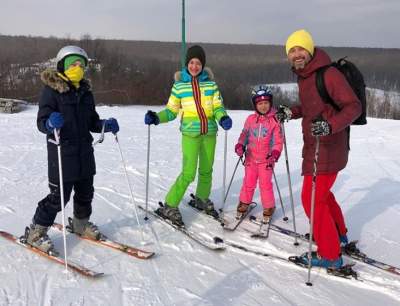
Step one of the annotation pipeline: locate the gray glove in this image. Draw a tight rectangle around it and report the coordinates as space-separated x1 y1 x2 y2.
276 105 292 123
311 119 331 136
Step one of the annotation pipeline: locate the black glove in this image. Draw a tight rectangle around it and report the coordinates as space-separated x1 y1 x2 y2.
311 119 331 136
276 105 292 123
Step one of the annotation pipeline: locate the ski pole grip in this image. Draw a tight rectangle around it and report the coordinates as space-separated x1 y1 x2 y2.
53 129 61 145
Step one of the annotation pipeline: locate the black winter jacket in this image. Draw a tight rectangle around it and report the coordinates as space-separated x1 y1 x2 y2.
37 69 103 183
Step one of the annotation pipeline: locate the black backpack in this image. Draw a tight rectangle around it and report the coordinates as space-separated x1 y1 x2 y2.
316 57 367 125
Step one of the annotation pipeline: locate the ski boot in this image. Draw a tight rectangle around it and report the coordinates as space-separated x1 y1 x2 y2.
297 251 343 269
68 217 103 240
339 234 349 247
262 207 275 224
155 203 184 227
188 194 220 219
289 251 357 279
236 202 250 220
24 224 58 256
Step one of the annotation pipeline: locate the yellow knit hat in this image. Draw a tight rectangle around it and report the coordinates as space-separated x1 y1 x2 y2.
285 29 314 56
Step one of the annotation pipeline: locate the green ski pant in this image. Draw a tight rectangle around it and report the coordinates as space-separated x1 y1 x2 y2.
165 134 217 207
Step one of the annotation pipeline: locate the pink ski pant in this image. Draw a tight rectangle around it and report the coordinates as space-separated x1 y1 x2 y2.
239 162 275 208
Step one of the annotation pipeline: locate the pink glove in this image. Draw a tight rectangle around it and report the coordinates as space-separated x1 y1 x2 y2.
235 143 245 157
266 150 281 168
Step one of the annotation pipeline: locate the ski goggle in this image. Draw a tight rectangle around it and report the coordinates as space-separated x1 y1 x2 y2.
253 95 272 104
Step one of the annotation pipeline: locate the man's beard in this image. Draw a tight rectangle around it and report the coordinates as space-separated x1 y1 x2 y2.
292 59 307 70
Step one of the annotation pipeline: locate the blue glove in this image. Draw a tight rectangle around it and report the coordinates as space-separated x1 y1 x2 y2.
219 116 232 130
104 118 119 134
45 112 64 132
144 110 160 125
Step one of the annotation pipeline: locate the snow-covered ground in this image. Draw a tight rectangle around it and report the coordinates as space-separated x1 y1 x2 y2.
0 105 400 306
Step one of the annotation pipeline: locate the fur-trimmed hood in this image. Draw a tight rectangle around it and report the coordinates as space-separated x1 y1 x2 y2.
174 67 214 82
40 69 91 93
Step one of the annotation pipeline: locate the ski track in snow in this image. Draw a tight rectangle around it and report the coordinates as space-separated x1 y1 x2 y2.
237 260 297 305
0 165 12 172
39 274 52 306
0 205 15 215
1 105 400 305
93 191 123 211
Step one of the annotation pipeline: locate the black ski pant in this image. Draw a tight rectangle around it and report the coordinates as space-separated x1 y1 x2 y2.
33 176 94 227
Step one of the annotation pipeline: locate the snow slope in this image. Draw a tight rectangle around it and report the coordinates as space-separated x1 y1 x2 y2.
0 105 400 306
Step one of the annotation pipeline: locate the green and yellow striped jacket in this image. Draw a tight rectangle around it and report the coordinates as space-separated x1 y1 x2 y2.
157 67 227 137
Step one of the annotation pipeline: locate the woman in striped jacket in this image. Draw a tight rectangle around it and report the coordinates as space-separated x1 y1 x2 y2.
145 45 232 226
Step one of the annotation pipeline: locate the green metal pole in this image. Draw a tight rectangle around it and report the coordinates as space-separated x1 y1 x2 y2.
181 0 186 68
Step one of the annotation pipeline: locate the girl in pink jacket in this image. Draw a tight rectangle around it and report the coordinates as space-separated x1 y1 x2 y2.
235 86 283 222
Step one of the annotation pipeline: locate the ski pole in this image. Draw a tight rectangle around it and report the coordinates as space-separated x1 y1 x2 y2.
114 133 145 243
306 135 320 286
93 120 106 146
220 130 228 220
281 122 299 246
224 156 243 204
272 167 288 222
144 125 151 221
52 129 69 274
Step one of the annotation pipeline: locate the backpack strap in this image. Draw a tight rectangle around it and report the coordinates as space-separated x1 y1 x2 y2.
316 64 351 149
315 65 341 112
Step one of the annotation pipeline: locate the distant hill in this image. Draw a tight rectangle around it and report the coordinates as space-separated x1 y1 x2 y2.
0 35 399 115
270 83 400 120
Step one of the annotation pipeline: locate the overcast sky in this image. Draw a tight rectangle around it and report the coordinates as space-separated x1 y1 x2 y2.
1 0 399 48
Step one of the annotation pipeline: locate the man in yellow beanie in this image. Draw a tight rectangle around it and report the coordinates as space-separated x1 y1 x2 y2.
285 29 314 69
276 29 362 271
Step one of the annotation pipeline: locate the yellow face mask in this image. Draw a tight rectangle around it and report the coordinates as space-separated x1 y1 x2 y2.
64 65 84 88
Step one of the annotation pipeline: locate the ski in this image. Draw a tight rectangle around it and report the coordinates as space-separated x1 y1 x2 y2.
52 220 155 260
189 200 400 277
0 230 103 278
288 255 358 280
342 241 400 276
144 202 225 251
226 241 359 281
248 218 400 277
223 202 257 231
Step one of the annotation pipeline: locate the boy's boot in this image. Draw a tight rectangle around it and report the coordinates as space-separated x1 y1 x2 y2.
69 217 102 240
25 224 58 255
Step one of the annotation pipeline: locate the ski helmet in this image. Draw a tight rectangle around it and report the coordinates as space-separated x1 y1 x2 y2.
56 45 88 72
251 85 273 106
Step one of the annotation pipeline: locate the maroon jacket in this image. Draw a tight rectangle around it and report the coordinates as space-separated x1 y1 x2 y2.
290 48 362 175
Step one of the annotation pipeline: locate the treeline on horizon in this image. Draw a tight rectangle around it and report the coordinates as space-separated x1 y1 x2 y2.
0 34 399 112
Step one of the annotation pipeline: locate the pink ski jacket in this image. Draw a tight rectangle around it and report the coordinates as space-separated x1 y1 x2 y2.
237 109 283 164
